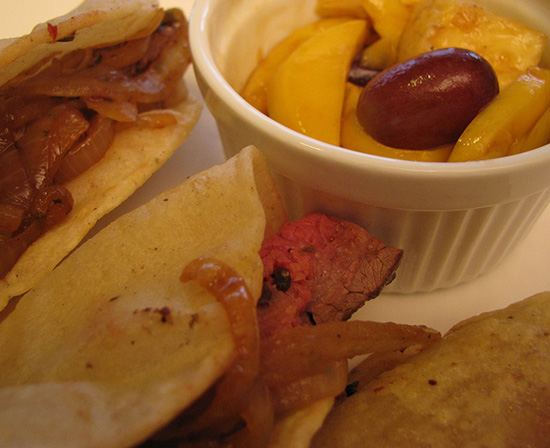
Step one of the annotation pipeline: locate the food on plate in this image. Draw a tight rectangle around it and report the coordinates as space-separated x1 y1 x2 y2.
397 0 547 89
258 212 403 335
240 17 353 115
241 0 548 160
0 0 201 310
311 291 550 447
341 82 453 161
360 0 417 68
315 0 369 20
448 66 550 161
267 19 368 146
356 47 499 150
0 146 439 447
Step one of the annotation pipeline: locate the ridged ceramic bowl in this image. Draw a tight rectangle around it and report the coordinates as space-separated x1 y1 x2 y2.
189 0 550 293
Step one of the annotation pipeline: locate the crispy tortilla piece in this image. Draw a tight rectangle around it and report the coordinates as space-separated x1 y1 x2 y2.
0 146 287 448
269 398 336 448
312 292 550 447
0 0 164 87
0 0 202 309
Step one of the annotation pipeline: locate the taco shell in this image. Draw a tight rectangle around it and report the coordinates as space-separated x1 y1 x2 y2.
0 146 287 447
0 0 202 309
312 291 550 447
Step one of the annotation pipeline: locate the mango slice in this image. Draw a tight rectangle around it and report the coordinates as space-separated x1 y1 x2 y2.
241 18 352 114
316 0 369 18
360 0 418 68
341 83 453 161
512 108 550 155
397 0 547 89
267 19 368 146
448 67 550 162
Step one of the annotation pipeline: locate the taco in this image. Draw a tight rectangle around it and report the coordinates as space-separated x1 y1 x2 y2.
311 291 550 447
0 146 435 447
0 0 201 310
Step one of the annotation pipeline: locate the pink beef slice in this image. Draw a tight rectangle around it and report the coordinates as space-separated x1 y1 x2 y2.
257 213 403 338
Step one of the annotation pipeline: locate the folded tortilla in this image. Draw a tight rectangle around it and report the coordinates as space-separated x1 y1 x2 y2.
0 146 287 448
0 0 202 309
312 291 550 447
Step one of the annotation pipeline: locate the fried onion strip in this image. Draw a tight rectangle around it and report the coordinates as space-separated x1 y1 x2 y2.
261 320 440 387
270 360 348 415
177 258 261 434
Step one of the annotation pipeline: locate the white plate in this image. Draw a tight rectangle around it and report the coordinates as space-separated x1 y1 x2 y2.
1 0 549 334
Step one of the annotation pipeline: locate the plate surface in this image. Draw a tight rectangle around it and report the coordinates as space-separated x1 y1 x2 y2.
1 0 549 334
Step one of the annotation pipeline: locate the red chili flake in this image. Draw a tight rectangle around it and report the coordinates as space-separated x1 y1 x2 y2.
47 23 58 41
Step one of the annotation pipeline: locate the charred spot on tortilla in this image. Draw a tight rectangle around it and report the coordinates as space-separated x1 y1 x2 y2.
0 1 202 308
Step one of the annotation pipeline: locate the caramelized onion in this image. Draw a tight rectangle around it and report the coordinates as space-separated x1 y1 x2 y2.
225 379 275 448
10 96 60 130
270 360 348 415
55 114 115 184
31 185 74 231
4 11 190 106
0 9 191 281
84 97 138 123
176 258 261 435
126 112 178 129
0 204 24 235
17 103 89 189
96 36 151 69
347 346 423 392
0 147 33 211
261 320 440 388
54 48 95 75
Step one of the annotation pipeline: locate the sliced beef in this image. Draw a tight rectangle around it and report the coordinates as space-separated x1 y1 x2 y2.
258 213 403 338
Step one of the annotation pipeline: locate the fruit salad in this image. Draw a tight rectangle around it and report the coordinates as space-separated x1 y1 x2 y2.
241 0 549 162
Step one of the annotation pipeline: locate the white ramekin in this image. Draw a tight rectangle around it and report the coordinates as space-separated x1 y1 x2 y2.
189 0 550 293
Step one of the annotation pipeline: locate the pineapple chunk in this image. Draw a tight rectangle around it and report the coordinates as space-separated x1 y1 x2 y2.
397 0 547 88
448 67 550 162
341 83 453 161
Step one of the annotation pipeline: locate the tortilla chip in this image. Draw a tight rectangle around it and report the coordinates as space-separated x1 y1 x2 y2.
311 292 550 447
0 0 202 309
0 146 287 448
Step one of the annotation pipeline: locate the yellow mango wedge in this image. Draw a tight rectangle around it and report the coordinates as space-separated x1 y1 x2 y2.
241 17 352 114
508 106 550 156
514 107 550 154
267 19 368 146
448 67 550 162
341 83 453 161
360 0 416 67
316 0 369 18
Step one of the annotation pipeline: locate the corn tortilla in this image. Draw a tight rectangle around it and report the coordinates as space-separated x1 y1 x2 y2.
0 146 287 448
0 0 202 309
312 291 550 447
